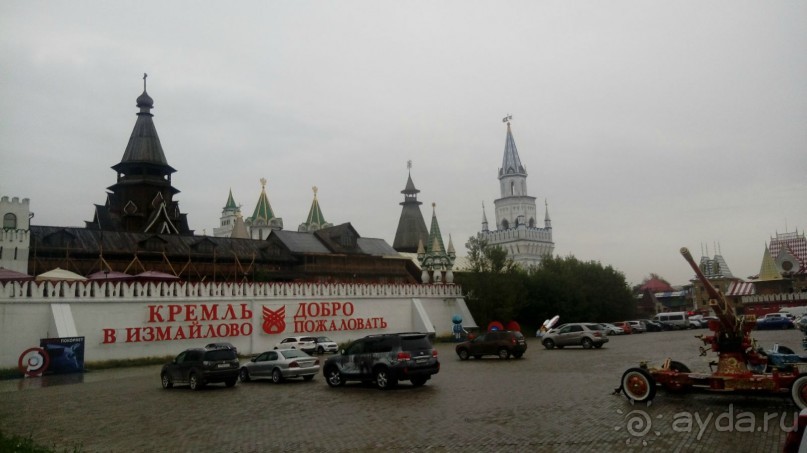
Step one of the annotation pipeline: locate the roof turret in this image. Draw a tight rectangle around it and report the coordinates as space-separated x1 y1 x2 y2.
115 73 173 170
249 178 276 222
299 186 332 232
499 119 526 178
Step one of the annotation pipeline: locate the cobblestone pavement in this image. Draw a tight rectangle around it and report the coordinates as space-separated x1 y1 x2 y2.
1 328 804 452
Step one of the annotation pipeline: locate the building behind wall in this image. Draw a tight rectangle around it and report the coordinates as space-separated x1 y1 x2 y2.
0 196 31 273
479 118 554 268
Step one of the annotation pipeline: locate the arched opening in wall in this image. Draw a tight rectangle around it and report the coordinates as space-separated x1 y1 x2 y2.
529 218 535 227
3 213 17 229
510 182 515 196
502 219 509 229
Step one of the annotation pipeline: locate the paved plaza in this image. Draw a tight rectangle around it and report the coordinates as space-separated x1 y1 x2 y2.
1 328 804 452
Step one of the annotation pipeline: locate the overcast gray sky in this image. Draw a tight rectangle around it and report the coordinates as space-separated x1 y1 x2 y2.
1 1 805 286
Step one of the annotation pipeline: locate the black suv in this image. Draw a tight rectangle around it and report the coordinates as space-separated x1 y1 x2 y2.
455 330 527 360
161 347 240 390
323 332 439 389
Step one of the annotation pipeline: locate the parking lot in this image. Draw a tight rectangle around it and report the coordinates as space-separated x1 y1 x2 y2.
0 328 804 452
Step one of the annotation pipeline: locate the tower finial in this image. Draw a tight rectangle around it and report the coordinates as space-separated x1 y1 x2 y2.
502 114 512 125
407 160 412 171
260 177 267 189
143 73 148 91
312 186 318 198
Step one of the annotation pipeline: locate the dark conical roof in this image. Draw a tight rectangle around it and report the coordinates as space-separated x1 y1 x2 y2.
114 75 174 172
393 170 428 253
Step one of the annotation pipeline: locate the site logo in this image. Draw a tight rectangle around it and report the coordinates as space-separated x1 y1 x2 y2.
262 305 286 334
615 404 797 447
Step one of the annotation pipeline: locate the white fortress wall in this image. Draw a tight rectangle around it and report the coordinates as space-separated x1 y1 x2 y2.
0 281 475 369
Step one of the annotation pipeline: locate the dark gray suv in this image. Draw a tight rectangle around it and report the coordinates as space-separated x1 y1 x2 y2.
323 333 439 389
161 347 240 390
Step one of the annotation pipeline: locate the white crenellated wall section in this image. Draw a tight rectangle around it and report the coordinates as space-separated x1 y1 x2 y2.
0 281 476 369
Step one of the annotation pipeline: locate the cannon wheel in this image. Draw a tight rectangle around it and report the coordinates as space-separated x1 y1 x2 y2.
621 368 656 403
791 375 807 410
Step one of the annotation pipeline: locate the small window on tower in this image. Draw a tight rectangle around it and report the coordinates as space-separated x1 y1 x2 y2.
3 213 17 229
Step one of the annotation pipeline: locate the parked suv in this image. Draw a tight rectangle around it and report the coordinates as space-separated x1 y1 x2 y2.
542 323 608 349
161 347 240 390
313 336 338 354
323 332 439 389
455 330 527 360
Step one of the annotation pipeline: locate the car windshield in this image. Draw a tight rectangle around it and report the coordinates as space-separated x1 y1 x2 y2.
204 349 236 361
301 337 316 342
317 337 332 342
281 349 307 359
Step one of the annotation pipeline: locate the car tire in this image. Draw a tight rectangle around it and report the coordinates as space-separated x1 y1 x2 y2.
225 378 237 388
621 368 656 403
543 339 555 350
411 377 428 387
161 373 173 389
325 367 344 387
303 375 314 381
374 367 396 390
512 352 523 359
582 338 593 349
271 368 284 384
318 346 325 354
457 348 470 360
189 373 204 391
239 368 251 383
498 348 510 360
594 344 603 349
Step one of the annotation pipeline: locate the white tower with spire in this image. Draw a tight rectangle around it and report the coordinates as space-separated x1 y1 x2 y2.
480 117 554 268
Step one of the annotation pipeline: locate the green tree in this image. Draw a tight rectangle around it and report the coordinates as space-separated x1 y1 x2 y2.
457 236 526 327
519 255 635 325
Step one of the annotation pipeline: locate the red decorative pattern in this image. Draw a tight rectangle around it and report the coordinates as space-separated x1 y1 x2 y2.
262 305 286 334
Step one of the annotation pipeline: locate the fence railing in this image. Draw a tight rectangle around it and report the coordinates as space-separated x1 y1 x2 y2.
0 281 464 301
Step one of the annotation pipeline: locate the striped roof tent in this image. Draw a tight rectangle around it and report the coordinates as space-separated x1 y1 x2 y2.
769 231 807 274
726 281 756 297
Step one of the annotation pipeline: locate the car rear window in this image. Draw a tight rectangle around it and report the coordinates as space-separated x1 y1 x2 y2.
281 349 307 359
584 324 602 330
400 335 432 351
204 349 236 361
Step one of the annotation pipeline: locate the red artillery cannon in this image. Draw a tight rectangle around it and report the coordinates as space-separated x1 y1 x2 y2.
617 247 807 408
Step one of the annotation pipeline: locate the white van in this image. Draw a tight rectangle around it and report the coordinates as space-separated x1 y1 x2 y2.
653 312 689 330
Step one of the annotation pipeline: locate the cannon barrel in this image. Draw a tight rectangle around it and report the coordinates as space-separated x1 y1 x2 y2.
680 247 738 336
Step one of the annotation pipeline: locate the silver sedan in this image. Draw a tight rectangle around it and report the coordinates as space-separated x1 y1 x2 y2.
239 349 320 384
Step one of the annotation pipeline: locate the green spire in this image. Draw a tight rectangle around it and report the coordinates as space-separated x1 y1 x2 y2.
305 186 327 226
249 178 276 222
427 203 445 253
224 188 237 211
